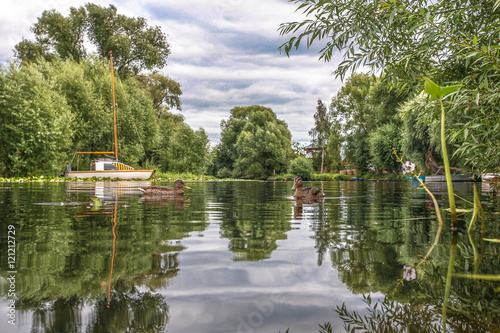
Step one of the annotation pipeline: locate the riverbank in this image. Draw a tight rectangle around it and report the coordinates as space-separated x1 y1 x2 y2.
0 172 410 183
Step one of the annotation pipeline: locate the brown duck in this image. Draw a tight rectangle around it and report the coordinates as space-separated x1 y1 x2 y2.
291 176 325 198
139 180 192 196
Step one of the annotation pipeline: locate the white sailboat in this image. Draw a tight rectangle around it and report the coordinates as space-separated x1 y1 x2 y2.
65 51 154 180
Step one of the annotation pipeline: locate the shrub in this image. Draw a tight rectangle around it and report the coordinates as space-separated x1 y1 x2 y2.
288 157 314 180
216 167 232 179
311 173 350 181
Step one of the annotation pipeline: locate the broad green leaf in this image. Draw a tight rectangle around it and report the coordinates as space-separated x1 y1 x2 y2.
424 77 463 100
440 84 464 98
424 77 442 101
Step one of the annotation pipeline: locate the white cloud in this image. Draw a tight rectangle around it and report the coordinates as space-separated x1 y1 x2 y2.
0 0 345 144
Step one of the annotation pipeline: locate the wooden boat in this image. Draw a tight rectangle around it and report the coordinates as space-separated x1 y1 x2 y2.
65 51 154 180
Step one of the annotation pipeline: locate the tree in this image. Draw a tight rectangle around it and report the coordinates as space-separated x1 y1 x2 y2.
329 73 403 173
400 94 441 172
85 4 170 75
369 123 402 173
309 99 332 173
15 4 171 75
15 7 87 63
0 56 203 177
137 73 182 111
344 130 370 174
207 143 233 178
0 60 74 176
279 0 498 89
161 125 209 174
325 130 343 172
329 73 372 134
279 0 500 173
220 106 292 179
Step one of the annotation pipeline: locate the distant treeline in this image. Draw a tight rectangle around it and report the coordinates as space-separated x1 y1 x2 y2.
0 58 209 177
0 3 210 177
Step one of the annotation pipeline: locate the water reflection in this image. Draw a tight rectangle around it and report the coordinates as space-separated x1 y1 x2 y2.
0 180 498 332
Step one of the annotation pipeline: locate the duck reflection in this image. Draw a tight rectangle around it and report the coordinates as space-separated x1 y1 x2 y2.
140 194 187 211
293 197 325 219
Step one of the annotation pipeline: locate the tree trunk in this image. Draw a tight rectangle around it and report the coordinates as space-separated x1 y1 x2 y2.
425 151 444 175
321 146 325 174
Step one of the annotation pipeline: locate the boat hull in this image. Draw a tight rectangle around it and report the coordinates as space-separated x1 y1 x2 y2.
407 175 474 182
65 170 154 180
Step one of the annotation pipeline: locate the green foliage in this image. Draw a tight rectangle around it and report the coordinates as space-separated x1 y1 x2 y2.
288 156 314 180
15 4 171 75
369 123 402 173
219 105 292 179
309 99 332 172
324 130 343 173
424 78 463 102
334 295 443 333
309 100 329 172
344 130 370 174
137 73 182 111
400 94 437 170
280 0 500 174
157 124 209 174
0 56 206 177
0 60 74 176
447 65 500 173
279 0 499 89
311 173 349 181
328 73 405 173
14 7 87 63
152 170 216 181
329 73 373 133
207 143 234 178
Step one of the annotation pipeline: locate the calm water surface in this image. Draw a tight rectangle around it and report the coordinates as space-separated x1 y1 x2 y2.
0 180 499 332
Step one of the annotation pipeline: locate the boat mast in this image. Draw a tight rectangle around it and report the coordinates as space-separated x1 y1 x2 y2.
109 51 119 161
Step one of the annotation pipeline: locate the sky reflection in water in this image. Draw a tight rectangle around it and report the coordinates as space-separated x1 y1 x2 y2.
0 180 498 333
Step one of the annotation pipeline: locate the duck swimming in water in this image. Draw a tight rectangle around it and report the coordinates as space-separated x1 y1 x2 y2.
291 176 325 198
139 180 192 196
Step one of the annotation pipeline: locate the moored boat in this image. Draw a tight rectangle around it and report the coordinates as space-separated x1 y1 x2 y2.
65 51 154 180
407 175 474 182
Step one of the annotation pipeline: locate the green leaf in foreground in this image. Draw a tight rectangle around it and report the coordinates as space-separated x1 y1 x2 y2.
424 77 464 100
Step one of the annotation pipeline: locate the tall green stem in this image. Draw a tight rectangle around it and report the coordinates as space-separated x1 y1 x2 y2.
442 231 458 331
440 99 457 226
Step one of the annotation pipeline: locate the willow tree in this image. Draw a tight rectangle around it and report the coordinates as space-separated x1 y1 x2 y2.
279 0 500 173
0 60 74 176
15 3 171 76
220 105 292 179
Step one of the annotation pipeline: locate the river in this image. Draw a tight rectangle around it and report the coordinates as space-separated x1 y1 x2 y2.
0 180 499 332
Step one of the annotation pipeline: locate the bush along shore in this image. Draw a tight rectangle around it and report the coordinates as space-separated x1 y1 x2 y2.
0 172 413 183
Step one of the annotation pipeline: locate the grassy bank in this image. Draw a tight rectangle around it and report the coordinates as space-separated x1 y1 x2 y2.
0 171 410 183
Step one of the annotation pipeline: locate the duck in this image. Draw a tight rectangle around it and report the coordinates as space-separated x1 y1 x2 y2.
139 180 192 196
291 176 325 198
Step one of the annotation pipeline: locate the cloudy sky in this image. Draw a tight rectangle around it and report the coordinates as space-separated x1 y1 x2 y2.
0 0 344 144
